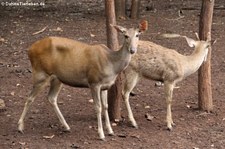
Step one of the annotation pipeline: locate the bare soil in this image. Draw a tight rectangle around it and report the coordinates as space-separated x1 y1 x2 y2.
1 0 225 148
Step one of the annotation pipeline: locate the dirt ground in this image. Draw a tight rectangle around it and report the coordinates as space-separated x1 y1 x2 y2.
1 0 225 148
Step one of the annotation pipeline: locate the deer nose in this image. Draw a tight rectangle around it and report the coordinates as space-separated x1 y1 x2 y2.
130 47 136 54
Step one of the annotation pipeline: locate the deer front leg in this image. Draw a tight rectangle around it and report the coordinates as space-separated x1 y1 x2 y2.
164 82 175 130
101 90 114 136
124 92 138 128
91 86 105 140
123 70 139 128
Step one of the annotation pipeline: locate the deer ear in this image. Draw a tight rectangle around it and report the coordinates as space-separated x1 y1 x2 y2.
138 20 148 33
111 24 127 33
184 36 196 47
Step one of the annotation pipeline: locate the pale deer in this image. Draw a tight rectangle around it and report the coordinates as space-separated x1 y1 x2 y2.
18 21 148 140
122 33 215 130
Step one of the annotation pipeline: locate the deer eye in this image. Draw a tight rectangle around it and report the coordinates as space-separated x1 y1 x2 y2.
136 34 139 37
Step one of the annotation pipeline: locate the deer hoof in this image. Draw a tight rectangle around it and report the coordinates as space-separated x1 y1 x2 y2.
108 132 115 136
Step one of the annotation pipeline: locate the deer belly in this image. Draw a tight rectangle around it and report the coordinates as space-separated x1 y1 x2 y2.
57 73 89 88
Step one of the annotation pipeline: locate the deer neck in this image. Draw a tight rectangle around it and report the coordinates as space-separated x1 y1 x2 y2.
183 46 208 77
110 43 132 74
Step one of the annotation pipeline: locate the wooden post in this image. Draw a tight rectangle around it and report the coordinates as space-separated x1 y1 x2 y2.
105 0 122 120
198 0 215 111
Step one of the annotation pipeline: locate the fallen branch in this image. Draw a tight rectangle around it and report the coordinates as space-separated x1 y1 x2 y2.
43 134 55 139
32 26 48 35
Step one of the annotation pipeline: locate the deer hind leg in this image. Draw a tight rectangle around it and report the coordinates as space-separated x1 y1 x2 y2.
47 77 70 131
101 90 114 136
123 70 139 128
164 81 175 130
18 73 49 133
90 85 105 140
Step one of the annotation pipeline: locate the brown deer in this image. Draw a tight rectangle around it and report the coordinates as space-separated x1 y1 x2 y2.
18 21 148 140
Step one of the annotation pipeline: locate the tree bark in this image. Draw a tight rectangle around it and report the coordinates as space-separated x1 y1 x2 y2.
115 0 126 19
198 0 215 111
105 0 122 120
131 0 140 19
105 0 119 51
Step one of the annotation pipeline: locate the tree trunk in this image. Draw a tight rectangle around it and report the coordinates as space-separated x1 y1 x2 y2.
131 0 140 19
115 0 126 19
198 0 215 111
105 0 119 51
105 0 122 120
108 76 123 121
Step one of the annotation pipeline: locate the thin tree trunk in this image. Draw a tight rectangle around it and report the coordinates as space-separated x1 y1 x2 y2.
105 0 119 51
115 0 126 19
131 0 140 19
105 0 122 120
198 0 215 111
